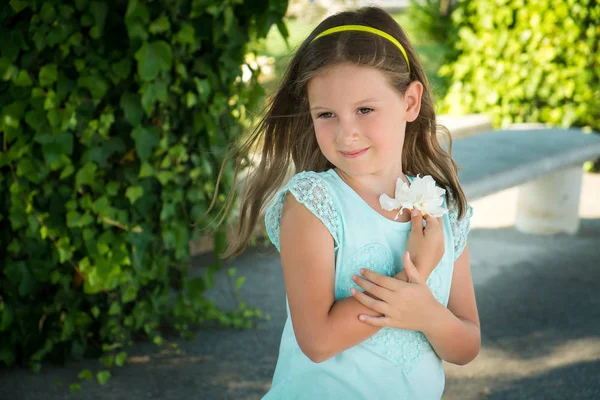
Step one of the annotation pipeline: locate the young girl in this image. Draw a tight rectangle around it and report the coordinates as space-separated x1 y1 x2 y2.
215 6 480 399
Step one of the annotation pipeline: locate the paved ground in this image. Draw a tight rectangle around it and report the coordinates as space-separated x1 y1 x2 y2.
1 173 599 400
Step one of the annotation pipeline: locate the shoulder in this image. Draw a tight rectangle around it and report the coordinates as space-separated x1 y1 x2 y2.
445 189 473 261
284 170 338 196
265 170 341 252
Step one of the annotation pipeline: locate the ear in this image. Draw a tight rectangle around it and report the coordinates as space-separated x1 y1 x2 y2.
404 81 423 123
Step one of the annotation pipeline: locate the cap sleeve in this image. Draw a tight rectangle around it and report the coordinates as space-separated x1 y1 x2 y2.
447 192 473 261
265 171 341 252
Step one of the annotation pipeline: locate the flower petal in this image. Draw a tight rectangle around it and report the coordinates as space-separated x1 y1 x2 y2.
395 178 411 199
379 194 400 211
434 186 446 197
426 206 449 217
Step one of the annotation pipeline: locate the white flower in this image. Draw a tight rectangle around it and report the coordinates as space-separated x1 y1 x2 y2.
379 174 448 220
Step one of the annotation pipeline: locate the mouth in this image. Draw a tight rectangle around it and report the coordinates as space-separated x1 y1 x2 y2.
340 147 369 158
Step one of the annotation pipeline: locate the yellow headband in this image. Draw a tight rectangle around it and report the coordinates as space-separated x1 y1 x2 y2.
311 25 410 72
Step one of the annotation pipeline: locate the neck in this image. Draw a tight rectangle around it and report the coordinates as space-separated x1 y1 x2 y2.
335 164 408 199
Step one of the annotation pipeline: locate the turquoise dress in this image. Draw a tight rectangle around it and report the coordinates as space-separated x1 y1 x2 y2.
263 168 473 400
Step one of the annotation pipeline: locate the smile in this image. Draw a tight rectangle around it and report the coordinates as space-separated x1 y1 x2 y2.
340 148 369 158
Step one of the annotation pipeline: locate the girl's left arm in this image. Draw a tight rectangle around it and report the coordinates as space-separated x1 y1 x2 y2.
420 245 481 365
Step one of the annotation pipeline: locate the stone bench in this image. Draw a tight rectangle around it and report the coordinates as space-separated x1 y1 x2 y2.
452 126 600 235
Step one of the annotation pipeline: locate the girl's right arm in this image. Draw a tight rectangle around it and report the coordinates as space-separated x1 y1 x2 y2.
279 194 383 363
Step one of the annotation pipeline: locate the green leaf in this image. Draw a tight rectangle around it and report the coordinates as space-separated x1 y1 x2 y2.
194 78 211 103
125 0 150 23
39 64 58 86
92 196 110 216
4 262 34 296
77 75 109 98
205 266 215 288
120 92 143 126
214 230 228 256
156 171 173 185
69 383 82 393
126 22 148 42
96 370 111 385
224 6 235 34
139 162 154 178
135 41 173 81
131 125 159 161
174 24 197 46
186 92 197 108
121 284 138 303
153 336 164 346
39 3 56 23
0 58 17 81
60 164 75 180
276 20 289 41
149 16 171 34
111 59 132 83
75 0 88 10
115 351 127 367
0 31 24 62
235 276 246 290
59 5 76 20
89 1 108 38
125 186 144 204
100 355 114 368
78 369 93 381
0 348 16 367
2 101 26 129
16 158 47 184
140 80 168 114
10 0 29 13
43 90 58 110
185 277 206 297
25 109 48 132
14 70 33 86
56 237 73 263
66 210 94 228
106 181 120 196
75 162 97 187
74 59 86 72
31 362 41 374
0 304 13 331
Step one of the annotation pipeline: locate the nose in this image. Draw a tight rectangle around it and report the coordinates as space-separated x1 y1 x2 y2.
335 116 359 145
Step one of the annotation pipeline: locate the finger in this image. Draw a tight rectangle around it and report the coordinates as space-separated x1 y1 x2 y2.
352 274 391 301
350 288 389 314
410 208 424 234
359 268 400 290
402 251 423 284
422 214 440 230
363 291 383 301
358 314 393 327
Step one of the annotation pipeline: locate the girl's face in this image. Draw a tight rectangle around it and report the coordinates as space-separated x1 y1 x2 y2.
307 63 421 177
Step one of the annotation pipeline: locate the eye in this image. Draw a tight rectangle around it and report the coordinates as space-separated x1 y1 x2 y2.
317 112 334 119
357 107 373 115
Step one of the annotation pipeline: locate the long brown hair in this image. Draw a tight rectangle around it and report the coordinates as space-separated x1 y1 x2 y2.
209 7 468 258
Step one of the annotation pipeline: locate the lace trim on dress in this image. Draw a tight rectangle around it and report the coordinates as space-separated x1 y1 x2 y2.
265 171 341 252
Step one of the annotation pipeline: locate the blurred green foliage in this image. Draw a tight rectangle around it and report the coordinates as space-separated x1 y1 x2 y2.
0 0 287 372
440 0 600 133
406 0 458 102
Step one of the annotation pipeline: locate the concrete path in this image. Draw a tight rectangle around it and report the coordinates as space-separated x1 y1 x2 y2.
1 173 599 400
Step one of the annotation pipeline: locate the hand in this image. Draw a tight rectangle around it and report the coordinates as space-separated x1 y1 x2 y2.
398 209 445 280
351 251 437 331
